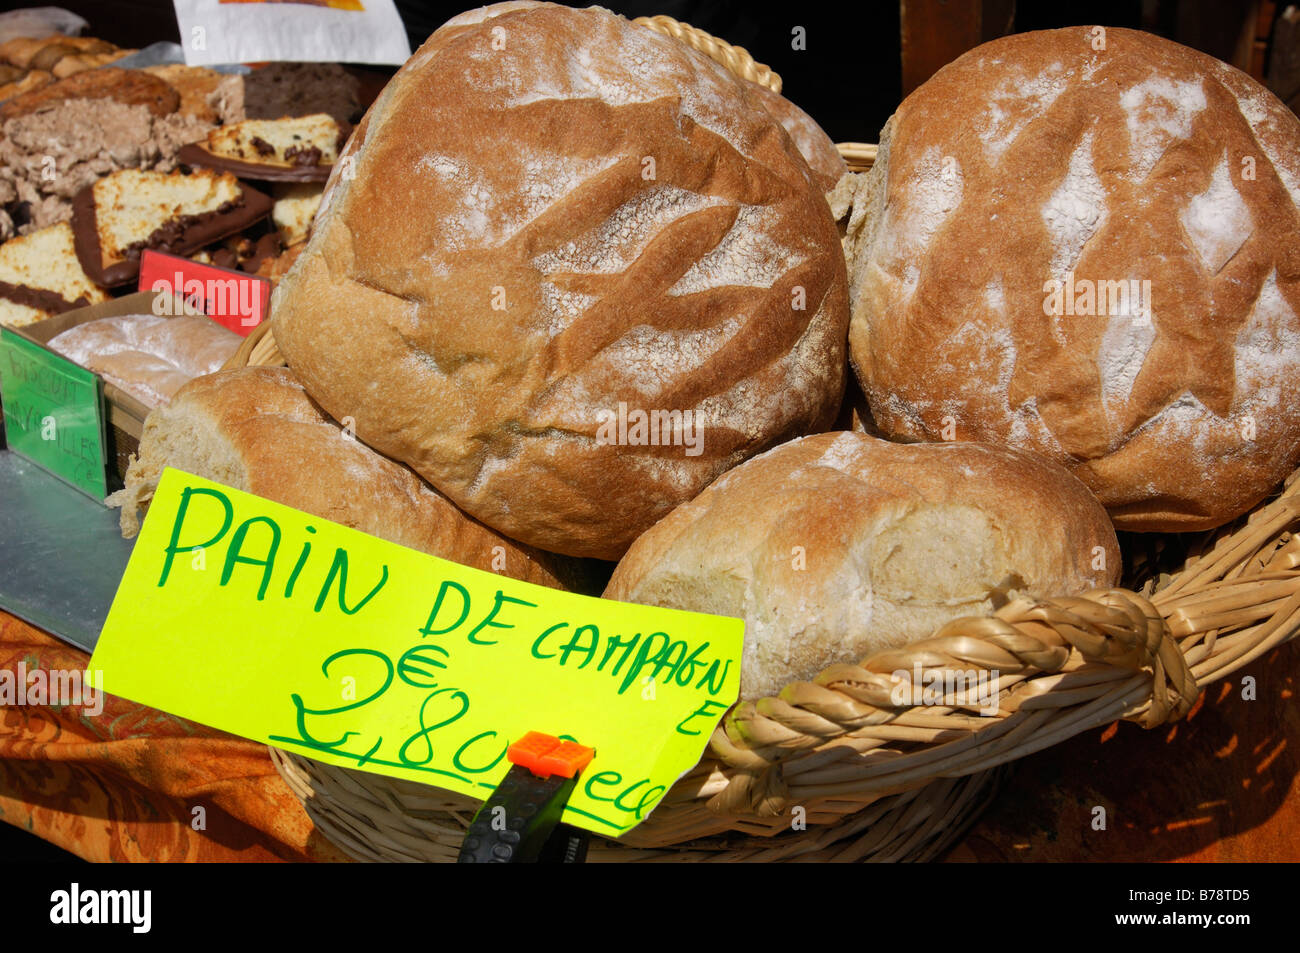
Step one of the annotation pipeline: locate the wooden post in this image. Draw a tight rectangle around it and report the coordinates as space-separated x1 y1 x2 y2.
900 0 1015 96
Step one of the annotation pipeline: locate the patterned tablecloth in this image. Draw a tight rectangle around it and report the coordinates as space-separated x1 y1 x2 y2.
0 610 347 862
2 607 1297 863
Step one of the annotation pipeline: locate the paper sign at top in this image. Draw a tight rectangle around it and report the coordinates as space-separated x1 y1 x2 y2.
172 0 412 66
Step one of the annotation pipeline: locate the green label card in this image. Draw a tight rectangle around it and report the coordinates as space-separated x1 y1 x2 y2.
0 328 107 499
90 468 744 835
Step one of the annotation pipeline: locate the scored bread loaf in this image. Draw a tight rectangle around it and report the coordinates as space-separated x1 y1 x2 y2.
605 432 1121 700
109 366 587 592
749 83 847 191
845 26 1300 532
273 1 848 561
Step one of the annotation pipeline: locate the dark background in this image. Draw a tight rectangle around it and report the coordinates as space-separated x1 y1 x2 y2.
10 0 1229 144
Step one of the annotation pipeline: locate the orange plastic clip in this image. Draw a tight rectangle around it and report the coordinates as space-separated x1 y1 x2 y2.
507 731 595 779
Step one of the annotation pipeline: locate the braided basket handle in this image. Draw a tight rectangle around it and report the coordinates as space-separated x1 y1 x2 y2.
699 473 1300 819
634 14 783 94
221 318 283 370
635 16 881 174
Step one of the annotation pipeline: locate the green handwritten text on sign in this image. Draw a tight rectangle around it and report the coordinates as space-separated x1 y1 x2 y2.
90 469 743 835
0 328 107 498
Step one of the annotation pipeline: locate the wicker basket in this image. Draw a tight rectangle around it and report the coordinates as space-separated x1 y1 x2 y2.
240 16 1300 861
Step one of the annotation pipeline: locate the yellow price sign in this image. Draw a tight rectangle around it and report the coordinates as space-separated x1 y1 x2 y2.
90 468 743 835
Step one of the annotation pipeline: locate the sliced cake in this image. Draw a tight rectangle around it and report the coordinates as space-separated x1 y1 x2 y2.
271 182 323 246
0 222 108 328
71 168 272 286
178 114 344 182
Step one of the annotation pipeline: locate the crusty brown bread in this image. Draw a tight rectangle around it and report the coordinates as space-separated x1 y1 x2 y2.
845 27 1300 533
0 68 52 103
273 2 848 561
109 366 587 592
605 432 1121 700
749 84 847 191
0 35 114 70
0 67 179 121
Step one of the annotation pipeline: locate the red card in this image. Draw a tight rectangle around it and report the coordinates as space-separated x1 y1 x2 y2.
137 249 271 336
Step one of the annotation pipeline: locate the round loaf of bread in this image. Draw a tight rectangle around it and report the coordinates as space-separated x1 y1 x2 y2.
748 83 847 191
272 2 848 560
109 366 586 592
605 432 1120 700
846 27 1300 532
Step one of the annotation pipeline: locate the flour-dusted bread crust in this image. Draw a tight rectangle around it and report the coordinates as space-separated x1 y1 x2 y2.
272 2 848 560
109 366 588 592
846 27 1300 532
749 84 847 192
605 432 1121 700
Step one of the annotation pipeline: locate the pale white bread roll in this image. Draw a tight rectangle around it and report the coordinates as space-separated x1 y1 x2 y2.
47 313 240 408
605 432 1121 700
272 2 849 561
846 27 1300 533
108 366 587 592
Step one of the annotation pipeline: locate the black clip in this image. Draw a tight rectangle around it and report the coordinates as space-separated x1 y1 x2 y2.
457 734 592 863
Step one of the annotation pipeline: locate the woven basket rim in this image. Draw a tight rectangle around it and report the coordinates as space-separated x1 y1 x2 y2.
273 482 1300 854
